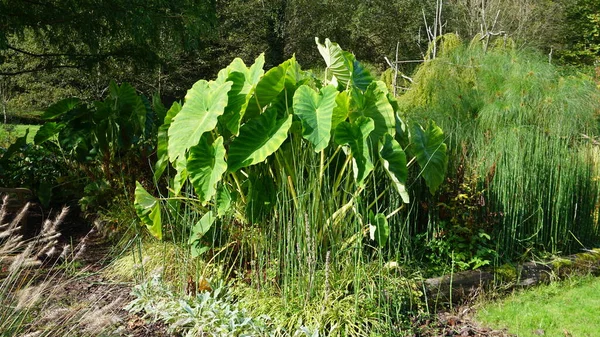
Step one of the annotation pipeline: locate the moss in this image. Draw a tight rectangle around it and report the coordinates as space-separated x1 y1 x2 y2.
494 263 518 283
573 250 600 272
551 258 574 276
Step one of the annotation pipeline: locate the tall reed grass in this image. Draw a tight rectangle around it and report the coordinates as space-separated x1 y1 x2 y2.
398 34 600 260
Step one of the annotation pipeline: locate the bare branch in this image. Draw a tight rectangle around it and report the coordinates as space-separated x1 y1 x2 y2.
0 64 83 76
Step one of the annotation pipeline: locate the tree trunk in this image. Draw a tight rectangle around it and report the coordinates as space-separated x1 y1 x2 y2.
423 250 600 306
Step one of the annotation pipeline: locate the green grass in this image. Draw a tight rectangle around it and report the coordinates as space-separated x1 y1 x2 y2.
0 124 40 144
476 276 600 337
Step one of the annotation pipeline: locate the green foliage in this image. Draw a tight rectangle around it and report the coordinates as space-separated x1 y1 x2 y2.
0 135 75 205
334 117 375 187
167 81 232 164
187 136 228 204
379 133 409 203
32 81 162 210
399 34 600 260
126 275 275 336
227 109 293 172
134 182 163 240
293 85 338 152
369 212 390 247
135 40 448 259
559 0 600 65
409 121 448 195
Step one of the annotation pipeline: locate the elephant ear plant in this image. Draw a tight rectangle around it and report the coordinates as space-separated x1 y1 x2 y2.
135 38 448 256
23 81 162 210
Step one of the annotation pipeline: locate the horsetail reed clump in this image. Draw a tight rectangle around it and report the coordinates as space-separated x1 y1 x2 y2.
399 33 600 261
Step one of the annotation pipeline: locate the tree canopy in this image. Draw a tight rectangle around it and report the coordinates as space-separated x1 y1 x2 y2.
0 0 216 75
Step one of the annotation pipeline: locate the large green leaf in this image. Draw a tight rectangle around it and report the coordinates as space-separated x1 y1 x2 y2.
244 58 292 118
154 102 181 181
172 156 189 196
228 109 293 172
216 53 265 89
188 211 215 258
42 97 81 120
349 57 374 92
293 85 338 152
134 182 162 240
216 184 233 217
361 81 396 141
34 122 64 145
109 81 146 133
167 80 232 163
247 54 266 86
217 54 265 135
316 38 352 88
315 38 373 91
219 71 248 136
369 213 389 248
334 117 375 186
332 90 350 131
284 57 310 90
379 134 409 203
410 121 448 194
187 136 227 204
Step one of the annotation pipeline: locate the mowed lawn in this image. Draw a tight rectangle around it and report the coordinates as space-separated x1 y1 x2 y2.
0 124 40 144
476 275 600 337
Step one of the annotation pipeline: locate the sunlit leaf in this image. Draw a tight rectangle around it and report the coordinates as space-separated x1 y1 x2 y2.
187 136 227 204
410 121 448 194
134 182 162 240
369 213 389 247
379 134 409 203
168 80 232 163
334 117 375 186
189 211 215 258
42 97 81 120
34 122 63 145
154 102 181 181
293 84 338 152
228 109 293 172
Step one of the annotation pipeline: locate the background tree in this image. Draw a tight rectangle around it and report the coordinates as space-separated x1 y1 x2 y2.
0 0 217 112
558 0 600 65
447 0 565 53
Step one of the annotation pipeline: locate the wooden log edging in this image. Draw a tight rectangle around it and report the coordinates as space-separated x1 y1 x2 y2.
422 249 600 305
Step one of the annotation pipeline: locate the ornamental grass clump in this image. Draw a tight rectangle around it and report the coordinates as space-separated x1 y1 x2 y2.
399 33 600 260
0 197 100 336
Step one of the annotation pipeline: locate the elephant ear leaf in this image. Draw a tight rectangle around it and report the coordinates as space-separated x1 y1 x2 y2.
34 122 63 145
379 134 409 203
154 102 181 182
334 116 375 186
315 38 373 91
227 109 293 172
316 37 351 88
168 80 232 163
361 81 396 142
187 136 227 204
188 211 216 258
134 182 162 240
369 213 390 248
293 84 338 152
42 97 81 120
410 121 448 194
244 58 291 118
